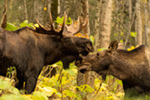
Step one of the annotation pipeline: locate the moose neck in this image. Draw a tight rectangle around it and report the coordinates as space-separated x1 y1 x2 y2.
41 36 65 65
42 36 79 65
106 47 150 81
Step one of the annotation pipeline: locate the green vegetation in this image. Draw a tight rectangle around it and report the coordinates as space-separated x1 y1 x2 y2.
0 62 124 100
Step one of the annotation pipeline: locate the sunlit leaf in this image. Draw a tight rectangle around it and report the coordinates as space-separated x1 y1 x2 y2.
130 32 137 37
98 48 107 52
32 91 48 100
0 94 27 100
5 23 18 31
63 90 77 98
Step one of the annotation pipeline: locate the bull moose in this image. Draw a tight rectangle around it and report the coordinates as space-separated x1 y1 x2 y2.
76 40 150 98
0 13 94 94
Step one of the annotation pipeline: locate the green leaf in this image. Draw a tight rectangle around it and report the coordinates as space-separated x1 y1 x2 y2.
120 40 123 43
97 48 107 52
32 91 48 100
90 35 94 44
120 32 124 36
38 86 57 97
55 17 64 24
0 94 27 100
5 23 18 31
20 20 28 28
130 32 137 37
55 16 72 25
63 90 77 98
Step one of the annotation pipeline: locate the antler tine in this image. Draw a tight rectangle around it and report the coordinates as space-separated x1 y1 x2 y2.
49 12 54 29
1 0 7 28
77 16 80 28
61 11 67 32
35 18 48 30
73 15 89 35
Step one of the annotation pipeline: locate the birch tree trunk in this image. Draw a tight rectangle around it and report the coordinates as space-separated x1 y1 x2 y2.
81 0 90 36
144 3 148 46
94 0 102 50
23 0 28 20
77 0 93 90
135 0 142 45
98 0 113 48
147 0 150 46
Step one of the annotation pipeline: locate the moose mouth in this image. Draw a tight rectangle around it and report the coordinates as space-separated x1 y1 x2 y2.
80 51 89 56
79 65 88 73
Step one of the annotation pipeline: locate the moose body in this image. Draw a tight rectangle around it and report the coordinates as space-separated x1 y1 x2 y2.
0 14 93 94
76 41 150 97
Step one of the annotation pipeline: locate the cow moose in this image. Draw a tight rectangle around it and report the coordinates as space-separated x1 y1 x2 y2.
76 40 150 98
0 13 94 94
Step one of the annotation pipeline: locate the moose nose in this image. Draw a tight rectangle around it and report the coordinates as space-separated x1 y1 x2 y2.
86 44 94 52
80 68 87 73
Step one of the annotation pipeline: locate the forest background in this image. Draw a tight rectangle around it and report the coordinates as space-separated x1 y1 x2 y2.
0 0 150 100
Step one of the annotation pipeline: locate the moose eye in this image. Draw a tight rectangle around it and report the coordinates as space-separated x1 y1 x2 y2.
97 53 99 56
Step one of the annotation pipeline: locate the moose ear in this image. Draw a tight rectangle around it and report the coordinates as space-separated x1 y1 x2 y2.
108 40 118 53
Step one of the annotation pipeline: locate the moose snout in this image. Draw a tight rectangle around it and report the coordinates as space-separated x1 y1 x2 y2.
79 65 89 73
80 68 87 73
86 43 94 52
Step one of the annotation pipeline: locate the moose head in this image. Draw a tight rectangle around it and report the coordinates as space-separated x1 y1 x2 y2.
75 40 119 74
36 12 94 57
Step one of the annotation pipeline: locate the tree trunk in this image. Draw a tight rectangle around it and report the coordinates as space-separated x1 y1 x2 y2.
80 0 90 36
51 0 58 20
77 0 92 86
135 0 142 45
58 0 60 16
77 1 93 100
94 0 102 50
147 0 150 46
98 0 113 48
144 3 148 46
23 0 28 20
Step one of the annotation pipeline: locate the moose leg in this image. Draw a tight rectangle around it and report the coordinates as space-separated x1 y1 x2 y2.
25 75 38 94
102 74 106 80
122 81 139 99
15 73 24 90
24 61 44 94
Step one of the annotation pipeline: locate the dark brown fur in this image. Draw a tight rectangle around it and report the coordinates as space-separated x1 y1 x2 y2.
76 41 150 97
0 26 93 94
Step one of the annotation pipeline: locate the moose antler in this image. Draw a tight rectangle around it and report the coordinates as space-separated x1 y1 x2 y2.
65 16 88 35
59 12 67 35
1 0 7 28
35 18 49 31
49 12 54 30
35 12 57 33
35 12 55 31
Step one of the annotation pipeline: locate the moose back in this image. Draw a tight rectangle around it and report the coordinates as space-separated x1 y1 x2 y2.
0 14 94 94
